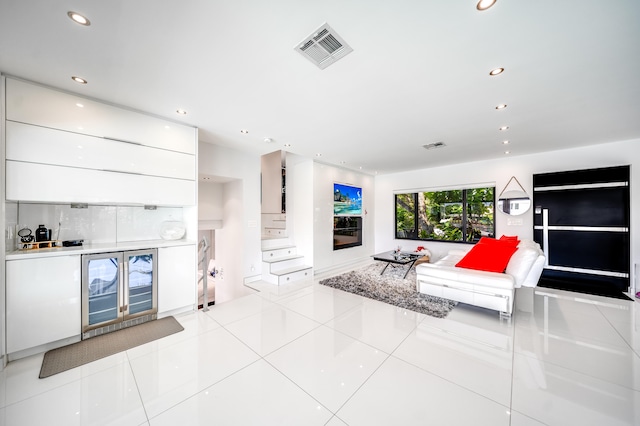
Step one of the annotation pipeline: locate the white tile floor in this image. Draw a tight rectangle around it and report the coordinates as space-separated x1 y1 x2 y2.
1 278 640 425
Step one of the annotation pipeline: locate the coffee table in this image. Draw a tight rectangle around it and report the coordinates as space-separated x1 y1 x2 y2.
372 251 422 279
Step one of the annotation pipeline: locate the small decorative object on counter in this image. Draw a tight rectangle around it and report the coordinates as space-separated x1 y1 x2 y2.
159 220 186 240
36 224 51 242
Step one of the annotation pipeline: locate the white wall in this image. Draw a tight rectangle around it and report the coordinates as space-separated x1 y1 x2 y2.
287 153 314 269
375 138 640 292
198 180 224 221
198 142 262 287
11 204 184 244
313 162 375 274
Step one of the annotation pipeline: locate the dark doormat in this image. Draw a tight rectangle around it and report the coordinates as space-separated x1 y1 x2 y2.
39 316 184 378
538 278 633 301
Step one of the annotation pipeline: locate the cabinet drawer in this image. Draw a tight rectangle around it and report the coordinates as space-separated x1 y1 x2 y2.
6 78 196 154
6 121 195 180
6 255 81 354
6 161 196 206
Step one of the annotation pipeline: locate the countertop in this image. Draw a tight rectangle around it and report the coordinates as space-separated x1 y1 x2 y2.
5 239 197 260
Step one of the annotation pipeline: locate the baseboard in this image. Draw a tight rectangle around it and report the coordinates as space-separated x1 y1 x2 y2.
244 274 262 285
314 257 374 280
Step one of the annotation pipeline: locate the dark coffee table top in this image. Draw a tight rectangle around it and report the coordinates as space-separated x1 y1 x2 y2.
372 251 421 265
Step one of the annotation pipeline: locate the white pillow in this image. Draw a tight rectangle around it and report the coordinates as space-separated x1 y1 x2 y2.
506 247 541 286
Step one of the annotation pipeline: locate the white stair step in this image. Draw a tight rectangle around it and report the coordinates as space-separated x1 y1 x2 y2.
262 249 304 263
264 256 305 272
263 247 297 261
261 237 293 250
263 228 287 237
271 265 312 276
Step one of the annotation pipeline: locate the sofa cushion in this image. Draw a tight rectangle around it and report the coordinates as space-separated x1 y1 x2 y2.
455 242 518 273
416 262 515 289
505 246 542 287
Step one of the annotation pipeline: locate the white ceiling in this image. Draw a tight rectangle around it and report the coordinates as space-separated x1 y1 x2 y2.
1 0 639 175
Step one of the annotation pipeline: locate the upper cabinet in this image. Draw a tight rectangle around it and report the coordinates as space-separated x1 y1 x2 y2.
6 78 196 154
4 78 197 206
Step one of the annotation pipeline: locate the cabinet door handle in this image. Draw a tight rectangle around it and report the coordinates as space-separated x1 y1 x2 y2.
119 261 125 312
123 260 130 312
101 168 143 175
104 136 143 146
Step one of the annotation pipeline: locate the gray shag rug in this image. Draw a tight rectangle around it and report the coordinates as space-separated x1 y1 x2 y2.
319 261 456 318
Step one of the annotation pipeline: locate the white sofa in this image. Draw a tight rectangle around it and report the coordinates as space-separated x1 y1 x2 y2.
415 239 545 317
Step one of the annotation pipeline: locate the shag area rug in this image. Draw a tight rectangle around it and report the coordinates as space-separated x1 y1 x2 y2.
319 261 456 318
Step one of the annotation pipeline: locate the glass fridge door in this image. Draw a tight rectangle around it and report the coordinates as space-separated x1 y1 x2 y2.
82 253 123 330
124 249 158 318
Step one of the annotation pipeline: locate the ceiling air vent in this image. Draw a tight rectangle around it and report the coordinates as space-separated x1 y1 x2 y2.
295 23 354 70
423 142 446 150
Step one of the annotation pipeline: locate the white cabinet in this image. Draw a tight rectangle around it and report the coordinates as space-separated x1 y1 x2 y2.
6 121 195 180
158 245 197 314
4 78 197 206
6 161 196 206
6 255 81 354
6 78 196 154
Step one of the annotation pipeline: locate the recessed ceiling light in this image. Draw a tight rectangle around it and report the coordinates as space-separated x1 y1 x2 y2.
71 76 87 84
504 151 510 154
240 129 249 134
75 103 84 108
176 109 187 115
495 104 507 110
499 126 509 131
489 67 504 76
476 0 497 11
503 140 510 145
264 138 274 143
165 125 170 129
359 166 363 170
67 11 90 26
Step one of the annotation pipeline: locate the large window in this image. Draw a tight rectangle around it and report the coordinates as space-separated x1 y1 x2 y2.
395 186 495 243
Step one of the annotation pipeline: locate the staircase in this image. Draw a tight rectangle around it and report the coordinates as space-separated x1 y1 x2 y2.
261 235 312 285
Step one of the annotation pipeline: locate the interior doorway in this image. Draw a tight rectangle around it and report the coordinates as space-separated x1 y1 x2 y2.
197 229 216 308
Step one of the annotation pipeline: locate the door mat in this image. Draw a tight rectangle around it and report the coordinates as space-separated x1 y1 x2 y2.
39 316 184 378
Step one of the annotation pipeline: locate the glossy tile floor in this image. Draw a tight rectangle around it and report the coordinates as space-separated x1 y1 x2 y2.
1 277 640 425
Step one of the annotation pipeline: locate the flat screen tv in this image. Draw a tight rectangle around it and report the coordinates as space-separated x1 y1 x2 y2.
334 183 362 216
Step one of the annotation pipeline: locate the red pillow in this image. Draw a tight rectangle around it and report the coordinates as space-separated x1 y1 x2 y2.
477 236 519 247
455 243 518 273
500 235 520 243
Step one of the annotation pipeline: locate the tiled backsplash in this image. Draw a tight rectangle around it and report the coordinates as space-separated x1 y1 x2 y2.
6 203 183 251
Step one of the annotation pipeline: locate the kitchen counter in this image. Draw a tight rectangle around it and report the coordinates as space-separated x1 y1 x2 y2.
5 238 197 260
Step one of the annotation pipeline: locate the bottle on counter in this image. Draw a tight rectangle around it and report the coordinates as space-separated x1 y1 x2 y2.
35 224 51 242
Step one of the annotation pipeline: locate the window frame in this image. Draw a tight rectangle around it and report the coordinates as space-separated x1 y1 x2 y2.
394 186 495 244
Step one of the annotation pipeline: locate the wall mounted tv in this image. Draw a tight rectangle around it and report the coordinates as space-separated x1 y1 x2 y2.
333 183 362 216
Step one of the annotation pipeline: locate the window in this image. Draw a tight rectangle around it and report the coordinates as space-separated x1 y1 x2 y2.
395 186 495 243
